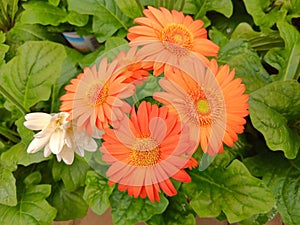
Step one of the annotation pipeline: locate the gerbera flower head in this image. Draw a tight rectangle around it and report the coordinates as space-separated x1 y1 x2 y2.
154 59 249 155
60 57 136 136
100 101 198 203
113 46 152 85
127 6 219 76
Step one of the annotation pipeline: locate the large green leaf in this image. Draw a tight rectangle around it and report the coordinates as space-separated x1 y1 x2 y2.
182 160 274 223
0 184 56 225
244 152 300 225
218 39 271 93
67 0 132 42
249 80 300 159
0 41 66 111
264 21 300 81
0 161 17 206
115 0 143 18
21 2 68 26
110 189 169 225
243 0 286 28
48 183 88 221
52 156 90 192
83 171 114 215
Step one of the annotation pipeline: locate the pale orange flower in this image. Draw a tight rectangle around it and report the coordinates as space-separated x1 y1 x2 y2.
60 58 135 135
127 6 219 76
100 101 198 202
154 60 249 155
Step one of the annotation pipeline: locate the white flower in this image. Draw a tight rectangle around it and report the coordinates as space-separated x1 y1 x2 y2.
24 112 99 165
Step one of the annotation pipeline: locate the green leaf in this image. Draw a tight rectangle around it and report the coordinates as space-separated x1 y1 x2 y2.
115 0 143 18
0 161 17 206
218 39 271 93
0 184 57 225
1 142 50 167
52 156 90 192
0 31 9 65
244 152 300 225
184 0 233 19
249 80 300 159
68 0 133 42
48 0 60 7
110 189 169 225
49 183 88 221
231 22 284 52
66 11 89 27
21 2 68 26
264 21 300 81
182 160 275 223
83 171 114 215
23 171 42 186
243 0 286 28
0 41 66 111
148 191 196 225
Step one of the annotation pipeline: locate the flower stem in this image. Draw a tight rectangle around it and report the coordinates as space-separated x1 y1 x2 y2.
0 126 20 143
0 85 27 115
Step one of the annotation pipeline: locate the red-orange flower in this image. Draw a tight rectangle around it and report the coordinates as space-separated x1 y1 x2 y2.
127 6 219 76
100 101 198 202
154 60 249 155
60 58 135 135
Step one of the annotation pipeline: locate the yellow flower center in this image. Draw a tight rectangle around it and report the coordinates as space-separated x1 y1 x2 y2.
87 83 109 106
130 138 160 166
196 99 210 114
160 23 193 56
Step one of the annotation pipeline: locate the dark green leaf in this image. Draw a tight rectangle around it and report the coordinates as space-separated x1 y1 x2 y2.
23 171 42 186
66 11 89 27
110 189 169 225
0 161 17 206
83 171 114 215
244 152 300 225
49 183 88 221
218 39 271 93
115 0 143 18
21 2 68 26
182 160 274 223
0 31 9 65
249 80 300 159
264 21 300 81
0 184 57 225
52 156 90 192
0 41 66 111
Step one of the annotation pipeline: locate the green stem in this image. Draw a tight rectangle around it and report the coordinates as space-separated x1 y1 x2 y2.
0 126 20 143
0 85 28 115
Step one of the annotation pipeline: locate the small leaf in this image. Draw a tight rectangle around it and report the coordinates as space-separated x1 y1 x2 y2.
249 80 300 159
48 0 60 7
49 183 88 221
52 156 90 192
66 11 89 27
0 161 17 206
243 0 286 28
0 41 66 111
0 184 57 225
0 31 9 65
182 160 275 223
21 2 68 26
110 189 169 225
83 171 114 215
218 39 271 93
264 21 300 81
115 0 143 18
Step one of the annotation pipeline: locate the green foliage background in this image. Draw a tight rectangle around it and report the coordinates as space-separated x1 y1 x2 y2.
0 0 299 224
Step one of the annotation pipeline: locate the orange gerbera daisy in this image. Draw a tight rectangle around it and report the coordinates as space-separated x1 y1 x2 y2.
113 46 152 85
100 101 198 202
60 58 135 136
127 6 219 76
154 60 249 155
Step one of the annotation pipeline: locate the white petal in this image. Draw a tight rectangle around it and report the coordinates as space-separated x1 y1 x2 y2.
27 136 50 153
34 127 54 138
58 146 75 165
24 113 52 130
83 137 97 152
44 144 52 157
49 129 65 154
